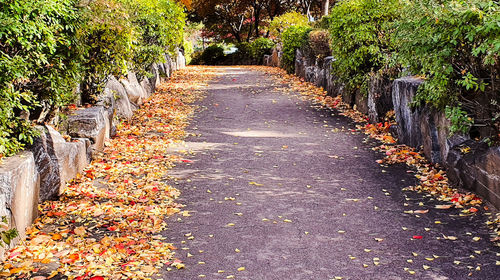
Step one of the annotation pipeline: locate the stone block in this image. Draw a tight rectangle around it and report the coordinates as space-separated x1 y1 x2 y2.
295 49 306 79
354 90 369 115
140 78 154 98
67 106 107 151
150 63 162 90
177 50 186 69
104 76 134 119
392 77 425 148
367 75 393 122
46 126 88 195
0 151 40 239
446 141 500 208
120 72 147 106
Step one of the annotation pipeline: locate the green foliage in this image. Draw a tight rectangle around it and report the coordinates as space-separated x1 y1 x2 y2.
79 0 134 103
183 40 194 65
445 105 473 135
201 45 225 65
269 11 310 42
327 0 401 94
249 38 275 63
308 29 331 58
120 0 186 76
0 216 18 247
0 0 187 158
393 0 499 108
0 0 82 156
281 25 312 73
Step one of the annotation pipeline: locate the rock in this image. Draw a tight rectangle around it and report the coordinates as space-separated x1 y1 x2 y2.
140 78 153 98
0 151 40 239
30 127 61 201
177 50 186 69
150 63 162 90
354 90 369 115
163 54 173 78
392 77 425 148
270 47 281 67
295 49 306 78
46 126 88 195
446 141 500 208
367 74 393 122
104 76 133 119
67 106 107 151
120 72 147 106
324 57 344 97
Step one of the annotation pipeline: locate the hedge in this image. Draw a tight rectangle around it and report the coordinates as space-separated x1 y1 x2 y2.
0 0 186 158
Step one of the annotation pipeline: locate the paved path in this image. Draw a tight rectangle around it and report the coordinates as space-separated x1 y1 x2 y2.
163 67 499 280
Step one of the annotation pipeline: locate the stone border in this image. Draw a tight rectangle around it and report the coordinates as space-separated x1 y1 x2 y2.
0 51 186 257
265 48 500 209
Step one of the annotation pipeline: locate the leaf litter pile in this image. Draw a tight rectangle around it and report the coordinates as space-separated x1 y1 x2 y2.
259 66 500 246
0 66 215 279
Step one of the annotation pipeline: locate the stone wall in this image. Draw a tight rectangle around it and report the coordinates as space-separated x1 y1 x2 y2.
0 51 185 255
267 46 500 209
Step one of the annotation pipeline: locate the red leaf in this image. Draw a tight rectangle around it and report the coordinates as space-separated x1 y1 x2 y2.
413 235 423 239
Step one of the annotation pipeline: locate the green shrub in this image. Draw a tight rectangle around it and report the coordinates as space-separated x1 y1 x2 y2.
269 11 310 42
308 30 331 58
393 0 500 138
327 0 401 94
0 0 83 157
79 0 134 103
393 0 499 109
281 25 312 73
249 38 275 63
183 40 194 65
201 45 225 65
120 0 186 76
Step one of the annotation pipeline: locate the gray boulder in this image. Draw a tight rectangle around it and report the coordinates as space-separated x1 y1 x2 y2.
67 106 108 151
392 77 425 148
120 72 147 106
367 74 393 123
105 76 134 119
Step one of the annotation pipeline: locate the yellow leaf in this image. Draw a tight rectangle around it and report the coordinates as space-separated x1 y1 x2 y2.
237 267 245 271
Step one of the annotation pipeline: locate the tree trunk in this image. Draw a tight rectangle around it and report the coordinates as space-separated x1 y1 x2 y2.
322 0 329 16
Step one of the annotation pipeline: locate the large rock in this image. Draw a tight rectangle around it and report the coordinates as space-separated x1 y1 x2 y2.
104 76 134 119
0 151 40 239
177 50 186 69
30 127 62 201
46 126 88 195
295 49 306 79
120 72 147 106
270 47 281 67
140 78 154 98
150 63 162 89
67 106 108 151
324 57 344 97
392 77 425 148
446 141 500 208
354 90 369 115
367 74 393 122
162 54 173 78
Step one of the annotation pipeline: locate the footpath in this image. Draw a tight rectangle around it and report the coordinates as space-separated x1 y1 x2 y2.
163 66 499 280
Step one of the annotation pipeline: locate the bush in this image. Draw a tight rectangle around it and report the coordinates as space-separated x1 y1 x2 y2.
201 45 225 65
269 11 309 42
327 0 402 94
308 30 331 58
393 0 500 137
281 25 312 73
79 0 134 103
249 38 275 64
0 0 187 158
183 40 194 65
0 0 83 157
121 0 186 76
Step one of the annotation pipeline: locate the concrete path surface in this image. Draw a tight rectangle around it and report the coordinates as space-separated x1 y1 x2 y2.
162 67 499 280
